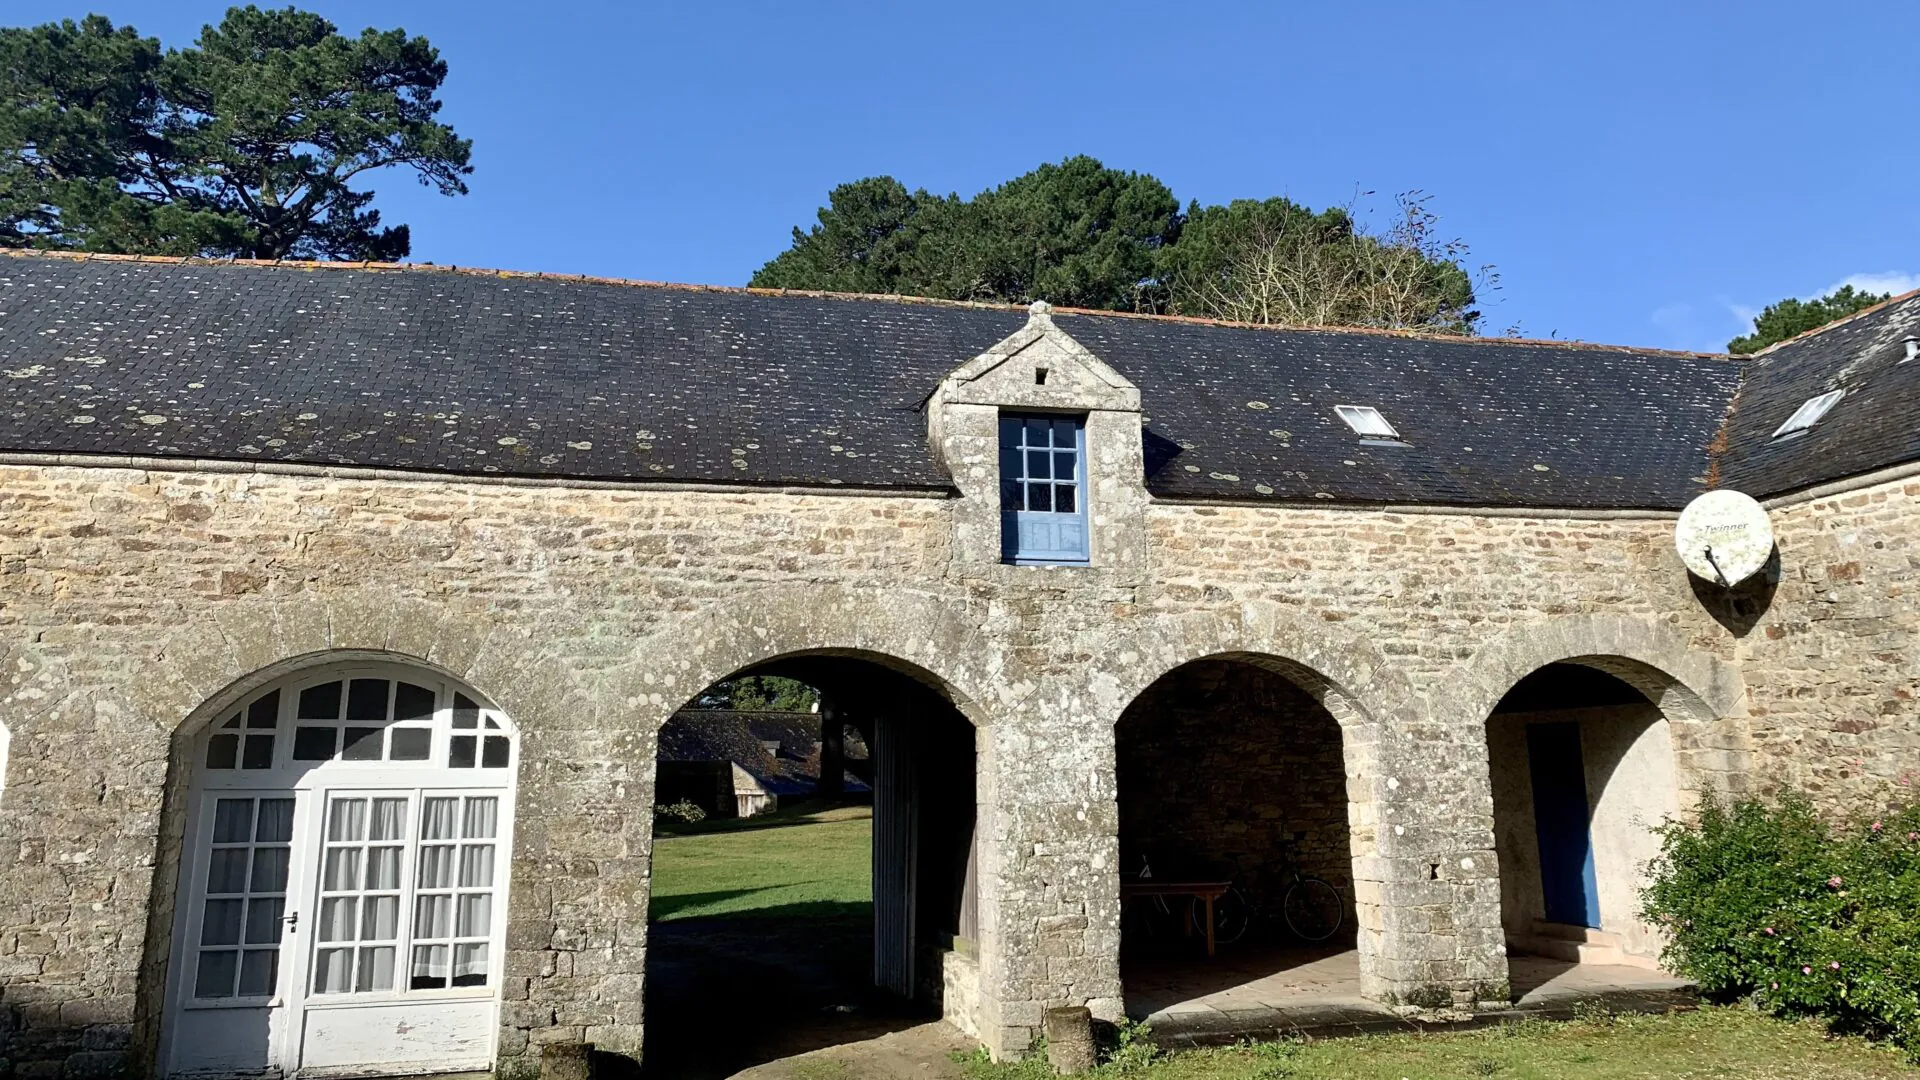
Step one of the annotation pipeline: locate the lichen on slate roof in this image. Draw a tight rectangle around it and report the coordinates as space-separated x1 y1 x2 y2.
1 251 1910 509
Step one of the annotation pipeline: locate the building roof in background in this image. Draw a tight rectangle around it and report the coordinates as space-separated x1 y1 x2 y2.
0 251 1910 509
657 710 868 795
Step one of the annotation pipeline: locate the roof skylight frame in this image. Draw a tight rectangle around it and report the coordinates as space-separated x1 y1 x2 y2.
1770 389 1844 440
1333 404 1402 441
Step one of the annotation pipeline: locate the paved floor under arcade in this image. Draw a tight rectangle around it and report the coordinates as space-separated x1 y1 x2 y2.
1126 945 1698 1045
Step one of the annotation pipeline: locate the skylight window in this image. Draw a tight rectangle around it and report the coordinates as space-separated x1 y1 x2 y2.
1334 405 1400 440
1770 389 1844 440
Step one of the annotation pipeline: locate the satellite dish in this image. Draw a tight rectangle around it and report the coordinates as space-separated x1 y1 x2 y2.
1675 489 1774 586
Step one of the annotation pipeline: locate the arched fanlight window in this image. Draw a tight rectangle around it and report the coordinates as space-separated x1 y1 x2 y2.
163 663 518 1080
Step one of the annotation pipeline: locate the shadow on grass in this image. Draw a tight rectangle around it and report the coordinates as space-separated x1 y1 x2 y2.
654 800 873 838
650 890 873 923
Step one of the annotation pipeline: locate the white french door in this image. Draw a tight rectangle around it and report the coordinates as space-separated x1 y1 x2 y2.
162 668 518 1079
291 789 507 1074
166 791 304 1077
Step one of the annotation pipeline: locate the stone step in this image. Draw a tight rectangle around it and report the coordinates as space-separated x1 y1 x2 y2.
1514 935 1627 966
1530 920 1623 947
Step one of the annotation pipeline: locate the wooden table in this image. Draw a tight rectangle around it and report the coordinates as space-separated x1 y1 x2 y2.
1120 879 1232 957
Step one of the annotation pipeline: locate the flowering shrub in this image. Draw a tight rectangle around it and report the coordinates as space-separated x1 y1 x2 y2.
1640 796 1920 1056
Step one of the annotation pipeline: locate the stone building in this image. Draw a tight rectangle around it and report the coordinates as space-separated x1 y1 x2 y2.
0 250 1914 1077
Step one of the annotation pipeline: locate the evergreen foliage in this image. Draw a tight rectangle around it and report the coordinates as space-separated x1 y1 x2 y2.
1641 795 1920 1056
1728 286 1890 355
755 160 1487 333
0 7 470 259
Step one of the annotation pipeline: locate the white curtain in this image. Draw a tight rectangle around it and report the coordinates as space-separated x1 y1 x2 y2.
421 797 458 840
414 894 451 938
322 848 362 892
412 943 449 984
355 945 395 992
455 893 491 938
200 899 243 945
366 846 401 891
249 845 289 893
212 799 253 844
361 895 399 940
453 942 488 980
312 947 352 994
327 798 367 842
417 845 454 889
317 897 356 943
205 850 249 894
243 897 283 944
370 798 408 841
196 949 238 998
461 797 498 840
255 798 294 843
237 948 277 997
458 845 494 889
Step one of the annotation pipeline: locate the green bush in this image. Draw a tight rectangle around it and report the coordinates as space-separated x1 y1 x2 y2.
1641 796 1920 1055
653 798 707 824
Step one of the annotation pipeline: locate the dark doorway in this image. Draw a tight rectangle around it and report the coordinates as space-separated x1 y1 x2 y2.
1114 658 1360 1023
642 656 976 1079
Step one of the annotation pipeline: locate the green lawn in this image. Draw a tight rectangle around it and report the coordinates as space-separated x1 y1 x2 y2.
960 1008 1917 1080
650 802 872 922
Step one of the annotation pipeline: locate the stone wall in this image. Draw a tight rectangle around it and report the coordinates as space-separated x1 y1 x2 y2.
1 456 1908 1075
1746 474 1920 814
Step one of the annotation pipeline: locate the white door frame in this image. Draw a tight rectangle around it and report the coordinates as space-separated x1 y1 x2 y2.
160 663 518 1079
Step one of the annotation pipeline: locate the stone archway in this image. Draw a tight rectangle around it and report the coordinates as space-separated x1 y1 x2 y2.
1451 616 1750 994
621 583 1008 1058
1447 614 1751 807
112 589 607 1079
1097 605 1413 1008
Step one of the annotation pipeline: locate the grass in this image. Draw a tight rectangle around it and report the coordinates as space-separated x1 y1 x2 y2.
649 802 872 922
959 1008 1919 1080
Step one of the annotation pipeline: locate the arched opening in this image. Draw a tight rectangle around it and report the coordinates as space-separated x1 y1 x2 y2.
155 659 520 1079
1115 656 1366 1031
1487 661 1681 992
643 652 979 1079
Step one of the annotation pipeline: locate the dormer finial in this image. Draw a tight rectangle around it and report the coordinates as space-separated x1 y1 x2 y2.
1029 300 1052 316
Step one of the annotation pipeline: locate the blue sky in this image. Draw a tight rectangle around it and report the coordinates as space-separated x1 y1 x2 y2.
13 0 1918 351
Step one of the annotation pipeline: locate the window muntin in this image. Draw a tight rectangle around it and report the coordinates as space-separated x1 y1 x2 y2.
999 413 1089 564
1333 404 1400 440
1771 389 1844 440
408 795 500 990
183 667 516 1008
203 679 512 773
192 797 293 1000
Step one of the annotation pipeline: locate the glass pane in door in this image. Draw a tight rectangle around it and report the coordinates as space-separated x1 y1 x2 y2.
312 796 409 994
411 796 500 989
195 797 293 999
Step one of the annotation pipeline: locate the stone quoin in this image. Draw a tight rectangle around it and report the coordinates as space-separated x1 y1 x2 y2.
0 252 1916 1077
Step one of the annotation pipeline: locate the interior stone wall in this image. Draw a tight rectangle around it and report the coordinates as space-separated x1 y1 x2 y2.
1115 660 1355 933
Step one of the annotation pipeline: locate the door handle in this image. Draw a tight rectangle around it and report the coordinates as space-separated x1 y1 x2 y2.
283 910 299 933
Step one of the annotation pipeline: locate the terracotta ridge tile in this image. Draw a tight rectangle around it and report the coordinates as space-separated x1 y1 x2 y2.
0 246 1733 360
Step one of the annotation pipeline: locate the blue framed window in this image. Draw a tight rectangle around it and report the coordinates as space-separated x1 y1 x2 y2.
1000 413 1088 565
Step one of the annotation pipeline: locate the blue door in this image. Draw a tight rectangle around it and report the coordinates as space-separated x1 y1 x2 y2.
1526 722 1601 928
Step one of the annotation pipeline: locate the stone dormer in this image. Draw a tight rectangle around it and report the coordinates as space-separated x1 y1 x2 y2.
928 302 1149 577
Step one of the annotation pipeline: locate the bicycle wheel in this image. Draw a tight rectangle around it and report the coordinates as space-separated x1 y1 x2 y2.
1190 887 1252 945
1282 877 1344 943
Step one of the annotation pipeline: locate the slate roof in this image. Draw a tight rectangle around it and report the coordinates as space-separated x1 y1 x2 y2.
0 250 1904 510
1715 290 1920 496
657 710 869 796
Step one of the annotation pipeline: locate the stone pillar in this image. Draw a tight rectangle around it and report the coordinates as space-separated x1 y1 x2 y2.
501 715 655 1076
818 700 845 801
972 687 1124 1059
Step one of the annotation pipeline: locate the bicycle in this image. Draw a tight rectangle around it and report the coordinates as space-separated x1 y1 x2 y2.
1191 848 1345 946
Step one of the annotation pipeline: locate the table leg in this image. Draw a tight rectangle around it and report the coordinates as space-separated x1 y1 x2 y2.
1204 896 1216 957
